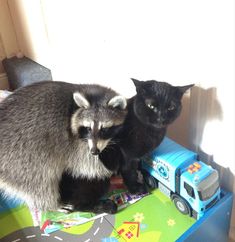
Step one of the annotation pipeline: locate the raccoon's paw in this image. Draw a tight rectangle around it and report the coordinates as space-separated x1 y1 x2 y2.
94 199 118 214
127 182 148 195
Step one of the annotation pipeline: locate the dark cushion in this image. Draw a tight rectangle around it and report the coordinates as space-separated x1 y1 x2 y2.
2 56 52 90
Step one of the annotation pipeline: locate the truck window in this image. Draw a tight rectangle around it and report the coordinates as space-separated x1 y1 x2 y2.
198 179 219 201
197 170 219 201
184 182 195 198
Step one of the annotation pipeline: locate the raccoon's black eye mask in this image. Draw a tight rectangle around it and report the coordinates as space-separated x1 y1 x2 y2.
78 126 91 138
78 125 123 139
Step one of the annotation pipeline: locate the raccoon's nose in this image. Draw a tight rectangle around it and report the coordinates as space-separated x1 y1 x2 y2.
91 147 100 156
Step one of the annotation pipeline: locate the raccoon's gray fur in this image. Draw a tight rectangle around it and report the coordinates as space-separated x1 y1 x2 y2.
0 81 127 211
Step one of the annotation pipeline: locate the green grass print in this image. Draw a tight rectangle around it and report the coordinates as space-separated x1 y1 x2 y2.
0 189 195 241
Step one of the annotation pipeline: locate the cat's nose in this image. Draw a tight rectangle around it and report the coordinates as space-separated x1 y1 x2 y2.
156 115 163 123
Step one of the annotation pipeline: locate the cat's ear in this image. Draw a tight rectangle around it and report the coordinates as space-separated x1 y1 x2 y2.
73 92 90 108
131 78 142 89
176 84 194 97
131 78 144 93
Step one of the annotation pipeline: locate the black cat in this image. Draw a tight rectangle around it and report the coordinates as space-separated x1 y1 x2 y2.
110 78 194 193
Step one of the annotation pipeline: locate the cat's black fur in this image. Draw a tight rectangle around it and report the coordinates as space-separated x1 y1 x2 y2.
108 79 194 193
60 79 194 210
59 174 117 213
59 138 123 213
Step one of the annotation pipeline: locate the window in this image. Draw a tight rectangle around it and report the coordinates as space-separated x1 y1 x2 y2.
184 182 195 198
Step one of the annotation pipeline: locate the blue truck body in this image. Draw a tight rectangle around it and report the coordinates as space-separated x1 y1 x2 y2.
141 137 221 219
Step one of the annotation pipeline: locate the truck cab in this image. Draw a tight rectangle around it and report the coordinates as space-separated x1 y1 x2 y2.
180 161 220 218
141 137 221 219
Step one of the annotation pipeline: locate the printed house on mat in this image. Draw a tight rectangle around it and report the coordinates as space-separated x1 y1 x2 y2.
117 222 140 240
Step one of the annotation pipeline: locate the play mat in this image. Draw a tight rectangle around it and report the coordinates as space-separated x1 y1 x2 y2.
0 189 195 242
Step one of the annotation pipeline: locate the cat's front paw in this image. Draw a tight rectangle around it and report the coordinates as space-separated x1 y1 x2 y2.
127 182 148 194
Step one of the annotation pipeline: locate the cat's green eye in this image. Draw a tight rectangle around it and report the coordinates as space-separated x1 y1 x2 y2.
147 103 155 110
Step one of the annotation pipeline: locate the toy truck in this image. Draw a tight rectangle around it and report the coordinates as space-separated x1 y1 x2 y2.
141 137 221 219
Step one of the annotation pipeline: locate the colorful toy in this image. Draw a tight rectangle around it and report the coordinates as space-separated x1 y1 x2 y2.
141 137 221 219
109 190 148 211
40 210 107 234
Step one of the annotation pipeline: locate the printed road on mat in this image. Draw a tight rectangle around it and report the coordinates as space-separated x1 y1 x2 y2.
0 214 115 242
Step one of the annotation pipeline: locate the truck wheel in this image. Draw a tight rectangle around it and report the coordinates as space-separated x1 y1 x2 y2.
173 195 190 215
142 170 158 188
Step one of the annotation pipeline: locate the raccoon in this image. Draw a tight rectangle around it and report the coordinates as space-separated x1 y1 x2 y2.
0 81 127 213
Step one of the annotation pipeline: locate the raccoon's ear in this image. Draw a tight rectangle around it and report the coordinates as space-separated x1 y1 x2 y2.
73 92 90 108
108 95 127 110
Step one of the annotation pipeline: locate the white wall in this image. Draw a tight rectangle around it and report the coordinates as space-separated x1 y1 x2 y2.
5 0 235 239
41 0 235 169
